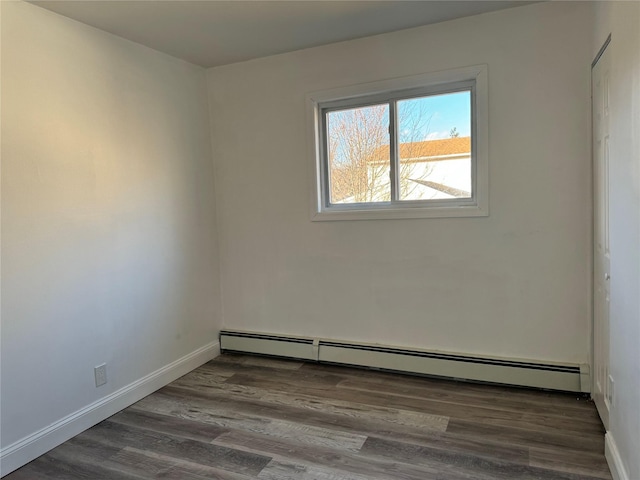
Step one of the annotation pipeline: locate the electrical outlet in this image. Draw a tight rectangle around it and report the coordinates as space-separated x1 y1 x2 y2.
94 364 107 387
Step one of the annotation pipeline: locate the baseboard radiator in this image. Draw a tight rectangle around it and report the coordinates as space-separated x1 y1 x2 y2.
220 330 590 393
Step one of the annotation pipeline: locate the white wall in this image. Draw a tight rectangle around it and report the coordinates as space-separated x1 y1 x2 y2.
1 0 220 471
207 2 594 364
593 3 640 479
4 0 629 476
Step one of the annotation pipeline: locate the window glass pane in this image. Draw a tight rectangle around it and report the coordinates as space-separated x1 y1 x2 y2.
326 104 390 204
397 91 472 201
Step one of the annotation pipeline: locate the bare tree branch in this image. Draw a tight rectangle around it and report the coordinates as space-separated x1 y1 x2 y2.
327 102 436 203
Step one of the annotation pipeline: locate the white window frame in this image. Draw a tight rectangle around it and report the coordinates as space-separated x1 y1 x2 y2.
307 65 488 221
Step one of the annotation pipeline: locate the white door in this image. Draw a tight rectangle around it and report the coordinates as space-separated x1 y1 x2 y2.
592 42 611 429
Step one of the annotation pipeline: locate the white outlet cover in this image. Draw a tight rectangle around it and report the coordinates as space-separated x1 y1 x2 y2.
94 364 107 387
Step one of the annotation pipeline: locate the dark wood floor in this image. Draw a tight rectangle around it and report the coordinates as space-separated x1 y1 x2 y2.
6 353 611 480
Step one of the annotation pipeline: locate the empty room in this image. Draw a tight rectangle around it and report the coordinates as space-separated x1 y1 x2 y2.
1 1 638 479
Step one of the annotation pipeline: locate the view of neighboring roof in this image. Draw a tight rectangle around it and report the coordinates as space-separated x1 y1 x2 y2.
370 136 471 162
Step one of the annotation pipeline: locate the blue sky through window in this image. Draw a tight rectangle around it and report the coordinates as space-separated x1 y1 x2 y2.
398 90 471 142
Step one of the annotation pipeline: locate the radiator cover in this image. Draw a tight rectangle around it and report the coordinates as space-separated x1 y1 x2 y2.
219 330 589 392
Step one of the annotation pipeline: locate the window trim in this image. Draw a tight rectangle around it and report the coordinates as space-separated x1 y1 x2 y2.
307 65 488 221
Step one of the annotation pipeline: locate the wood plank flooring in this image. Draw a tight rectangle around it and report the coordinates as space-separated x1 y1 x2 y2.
5 353 612 480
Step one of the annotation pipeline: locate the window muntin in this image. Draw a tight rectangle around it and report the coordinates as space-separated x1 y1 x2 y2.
308 65 488 220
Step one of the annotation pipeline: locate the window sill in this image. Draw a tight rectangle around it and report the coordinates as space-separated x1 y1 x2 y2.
311 203 489 221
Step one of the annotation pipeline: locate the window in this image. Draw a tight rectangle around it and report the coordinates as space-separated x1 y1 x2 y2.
308 65 488 220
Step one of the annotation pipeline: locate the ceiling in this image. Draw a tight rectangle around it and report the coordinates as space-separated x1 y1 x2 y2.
30 1 535 68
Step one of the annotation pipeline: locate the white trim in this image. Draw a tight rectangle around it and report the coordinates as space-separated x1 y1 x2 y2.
308 65 486 105
307 64 489 221
310 203 487 221
605 433 630 480
0 341 220 477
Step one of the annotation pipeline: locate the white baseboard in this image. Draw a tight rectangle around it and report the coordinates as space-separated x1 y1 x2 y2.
605 432 630 480
0 341 220 477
